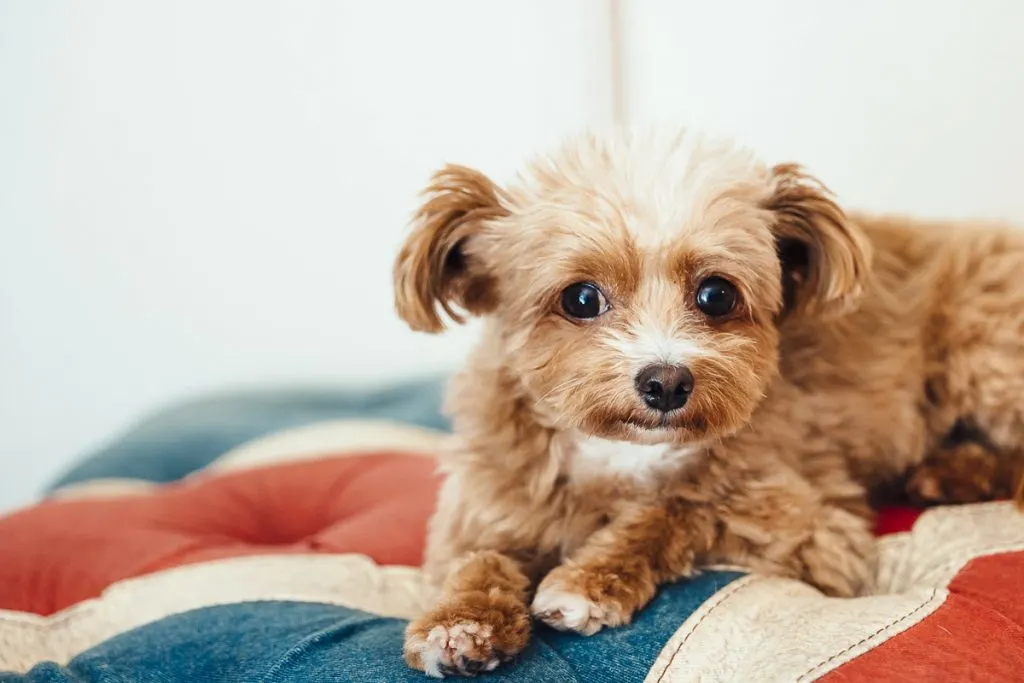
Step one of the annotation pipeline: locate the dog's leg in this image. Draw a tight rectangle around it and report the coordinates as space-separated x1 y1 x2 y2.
531 463 876 636
530 502 708 636
404 550 532 678
920 240 1024 509
906 440 1021 506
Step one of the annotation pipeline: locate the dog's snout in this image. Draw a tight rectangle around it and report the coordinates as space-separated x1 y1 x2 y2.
635 364 694 413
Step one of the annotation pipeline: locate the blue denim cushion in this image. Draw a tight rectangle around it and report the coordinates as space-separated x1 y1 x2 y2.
48 378 451 490
1 571 741 682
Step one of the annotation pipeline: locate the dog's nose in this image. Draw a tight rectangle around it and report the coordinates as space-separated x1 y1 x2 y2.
635 364 694 413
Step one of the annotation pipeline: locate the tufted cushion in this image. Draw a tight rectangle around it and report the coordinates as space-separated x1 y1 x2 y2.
0 452 440 616
2 382 1024 681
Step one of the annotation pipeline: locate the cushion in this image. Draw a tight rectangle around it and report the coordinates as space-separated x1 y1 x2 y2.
2 381 1023 681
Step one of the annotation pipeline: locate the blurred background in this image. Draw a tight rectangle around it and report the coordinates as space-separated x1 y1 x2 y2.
2 0 1023 512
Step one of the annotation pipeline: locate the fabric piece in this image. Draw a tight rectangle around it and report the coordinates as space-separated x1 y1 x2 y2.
876 501 1024 594
2 571 744 682
823 526 1024 682
646 576 946 682
49 421 445 501
0 453 440 616
193 420 445 475
872 505 921 536
824 553 1024 682
648 501 1024 682
48 379 449 489
0 554 432 672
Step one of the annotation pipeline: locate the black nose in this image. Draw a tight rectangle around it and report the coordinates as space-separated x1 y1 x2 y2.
635 364 694 413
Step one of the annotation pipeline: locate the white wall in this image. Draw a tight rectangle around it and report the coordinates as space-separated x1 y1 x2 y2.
622 0 1024 221
0 0 607 510
2 0 1023 512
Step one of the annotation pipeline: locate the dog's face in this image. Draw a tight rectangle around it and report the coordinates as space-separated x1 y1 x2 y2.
395 129 870 446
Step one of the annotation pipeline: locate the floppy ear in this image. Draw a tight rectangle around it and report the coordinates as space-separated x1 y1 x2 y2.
765 164 872 318
393 164 508 332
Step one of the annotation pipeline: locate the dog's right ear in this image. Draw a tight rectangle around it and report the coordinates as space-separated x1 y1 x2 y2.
393 164 508 332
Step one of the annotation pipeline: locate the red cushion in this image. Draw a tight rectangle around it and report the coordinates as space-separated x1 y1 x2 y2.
0 453 441 616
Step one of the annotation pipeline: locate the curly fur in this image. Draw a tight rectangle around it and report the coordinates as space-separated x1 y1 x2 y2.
393 127 1024 677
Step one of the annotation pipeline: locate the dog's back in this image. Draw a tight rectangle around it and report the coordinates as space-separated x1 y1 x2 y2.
758 214 1024 494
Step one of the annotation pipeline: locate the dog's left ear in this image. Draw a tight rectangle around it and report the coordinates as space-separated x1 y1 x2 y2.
765 164 872 318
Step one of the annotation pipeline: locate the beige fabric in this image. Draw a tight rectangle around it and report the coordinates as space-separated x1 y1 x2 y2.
879 501 1024 593
647 502 1024 683
198 419 446 474
646 576 944 683
0 553 435 672
49 419 447 501
48 479 158 501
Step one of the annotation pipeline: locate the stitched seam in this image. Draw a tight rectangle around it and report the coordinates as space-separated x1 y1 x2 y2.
795 588 941 682
652 576 760 683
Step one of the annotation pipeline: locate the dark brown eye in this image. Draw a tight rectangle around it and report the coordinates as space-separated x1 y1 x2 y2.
561 282 609 319
695 277 738 318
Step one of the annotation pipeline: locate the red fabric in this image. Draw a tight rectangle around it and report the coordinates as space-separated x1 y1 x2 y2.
823 551 1024 682
874 506 923 536
0 453 440 616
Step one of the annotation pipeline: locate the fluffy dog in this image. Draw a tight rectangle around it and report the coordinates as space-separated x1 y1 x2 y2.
392 128 1024 677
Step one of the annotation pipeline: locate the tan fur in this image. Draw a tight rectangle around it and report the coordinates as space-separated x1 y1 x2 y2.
393 127 1024 677
906 441 1021 505
394 165 508 332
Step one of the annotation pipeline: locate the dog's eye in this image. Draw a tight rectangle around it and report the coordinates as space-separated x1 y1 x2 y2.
561 282 609 320
695 277 738 318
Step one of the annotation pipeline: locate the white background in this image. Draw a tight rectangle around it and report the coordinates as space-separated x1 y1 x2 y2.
2 0 1023 511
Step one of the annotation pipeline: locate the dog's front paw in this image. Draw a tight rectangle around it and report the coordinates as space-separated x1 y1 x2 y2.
796 507 877 598
530 562 651 636
405 621 505 678
404 595 530 677
531 585 620 636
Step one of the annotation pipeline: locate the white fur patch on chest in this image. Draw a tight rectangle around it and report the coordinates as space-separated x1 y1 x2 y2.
569 435 697 485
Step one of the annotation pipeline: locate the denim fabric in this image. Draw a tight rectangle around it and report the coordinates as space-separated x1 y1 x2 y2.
1 572 742 683
48 379 451 490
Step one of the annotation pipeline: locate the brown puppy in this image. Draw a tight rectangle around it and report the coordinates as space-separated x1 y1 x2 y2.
393 128 1024 677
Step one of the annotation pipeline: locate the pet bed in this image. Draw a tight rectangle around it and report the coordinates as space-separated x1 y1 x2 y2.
1 379 1022 681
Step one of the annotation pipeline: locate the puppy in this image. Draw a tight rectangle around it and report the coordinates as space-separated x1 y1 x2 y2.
393 128 1024 677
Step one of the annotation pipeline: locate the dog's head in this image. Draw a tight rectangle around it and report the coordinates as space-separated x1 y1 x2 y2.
395 128 871 445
